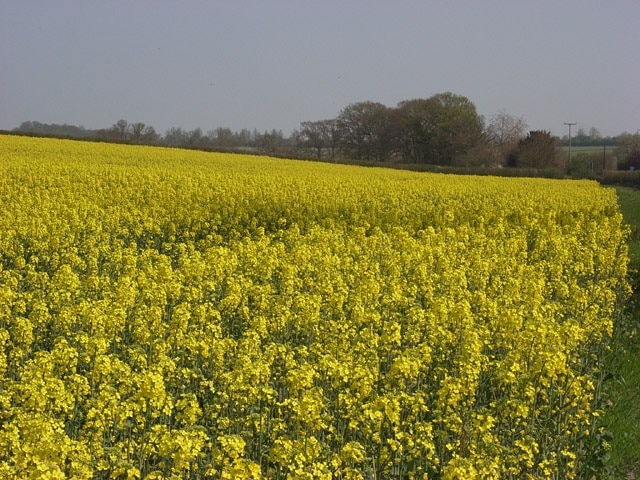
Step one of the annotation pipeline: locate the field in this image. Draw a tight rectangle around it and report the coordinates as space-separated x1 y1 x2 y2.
0 135 631 479
563 146 610 156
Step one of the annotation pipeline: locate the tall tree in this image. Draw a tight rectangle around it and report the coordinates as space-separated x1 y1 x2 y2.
574 128 589 145
428 92 483 165
130 122 146 143
337 101 394 162
394 98 439 163
111 119 129 141
393 93 484 165
588 127 601 141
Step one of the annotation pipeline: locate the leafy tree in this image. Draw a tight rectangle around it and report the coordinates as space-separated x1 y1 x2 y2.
428 92 484 165
394 98 439 164
337 101 395 162
508 130 560 169
567 152 593 176
387 93 484 165
574 128 589 146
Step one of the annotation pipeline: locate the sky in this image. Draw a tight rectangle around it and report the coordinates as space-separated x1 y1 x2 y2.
1 1 639 138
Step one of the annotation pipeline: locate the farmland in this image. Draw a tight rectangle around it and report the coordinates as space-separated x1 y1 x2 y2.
563 146 611 155
0 135 631 479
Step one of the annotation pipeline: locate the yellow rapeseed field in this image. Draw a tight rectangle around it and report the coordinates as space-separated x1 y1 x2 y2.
0 135 630 479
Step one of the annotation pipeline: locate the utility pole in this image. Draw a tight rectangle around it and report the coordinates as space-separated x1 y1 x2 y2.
564 122 576 165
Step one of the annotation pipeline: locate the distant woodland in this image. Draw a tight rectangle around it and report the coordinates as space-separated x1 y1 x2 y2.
7 92 640 172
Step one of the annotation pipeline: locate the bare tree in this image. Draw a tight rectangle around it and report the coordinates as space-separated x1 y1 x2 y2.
130 122 146 143
484 110 527 147
208 127 241 148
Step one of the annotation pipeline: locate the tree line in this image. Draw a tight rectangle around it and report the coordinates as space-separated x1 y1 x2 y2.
11 120 290 155
557 127 618 147
10 92 640 171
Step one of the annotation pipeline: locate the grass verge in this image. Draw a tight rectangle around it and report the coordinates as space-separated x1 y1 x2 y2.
603 186 640 477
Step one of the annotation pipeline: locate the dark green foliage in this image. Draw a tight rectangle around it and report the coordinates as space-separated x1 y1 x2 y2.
509 130 561 169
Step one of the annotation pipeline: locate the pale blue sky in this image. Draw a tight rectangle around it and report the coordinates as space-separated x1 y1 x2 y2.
1 1 638 137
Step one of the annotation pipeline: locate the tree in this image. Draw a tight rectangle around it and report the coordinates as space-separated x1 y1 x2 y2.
185 128 208 148
337 101 395 162
142 125 159 144
238 128 253 147
129 122 150 144
394 98 439 164
299 120 327 159
164 127 187 146
208 127 241 149
14 121 91 138
111 119 129 141
394 93 483 165
255 129 285 155
484 110 527 147
128 123 158 144
428 92 484 166
299 119 341 160
508 130 560 169
482 110 528 166
615 132 640 170
323 120 342 161
574 128 589 146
